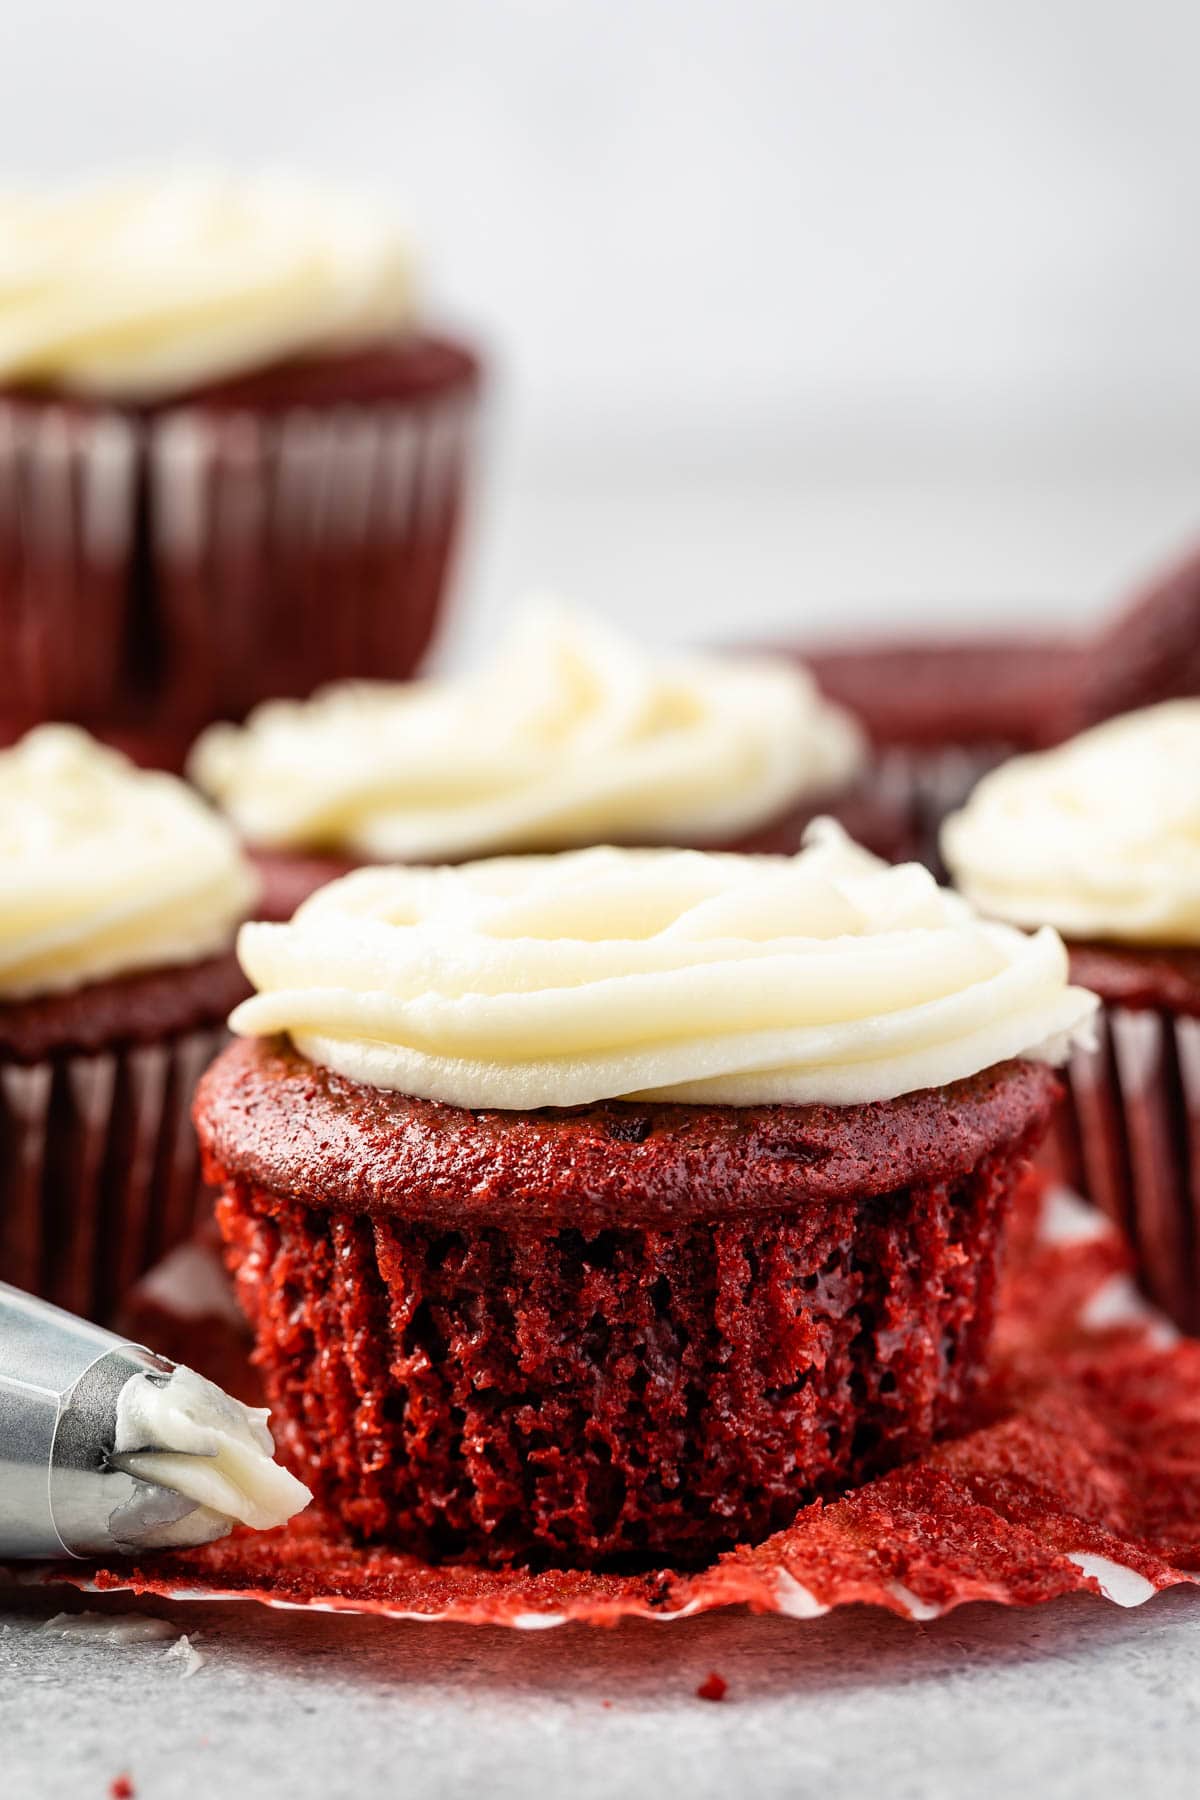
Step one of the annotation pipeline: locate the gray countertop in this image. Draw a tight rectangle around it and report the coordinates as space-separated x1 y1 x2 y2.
4 1582 1197 1799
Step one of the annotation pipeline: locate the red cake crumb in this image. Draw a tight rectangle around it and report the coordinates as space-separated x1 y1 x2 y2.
110 1777 135 1799
197 1041 1056 1568
696 1673 728 1702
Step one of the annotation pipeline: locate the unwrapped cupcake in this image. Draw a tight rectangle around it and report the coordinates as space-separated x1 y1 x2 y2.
0 170 482 738
189 599 905 916
942 701 1200 1331
194 822 1095 1567
0 725 258 1319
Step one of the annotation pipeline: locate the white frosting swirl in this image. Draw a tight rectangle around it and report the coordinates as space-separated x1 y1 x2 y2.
113 1363 311 1548
0 170 414 399
0 726 258 1000
230 820 1097 1110
191 602 866 859
942 701 1200 945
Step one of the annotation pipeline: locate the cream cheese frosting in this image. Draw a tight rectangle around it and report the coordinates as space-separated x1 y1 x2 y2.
112 1362 311 1549
941 701 1200 946
0 169 415 400
230 819 1098 1110
0 725 258 1001
190 601 867 860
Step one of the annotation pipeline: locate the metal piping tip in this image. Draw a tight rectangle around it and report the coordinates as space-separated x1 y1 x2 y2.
0 1283 233 1559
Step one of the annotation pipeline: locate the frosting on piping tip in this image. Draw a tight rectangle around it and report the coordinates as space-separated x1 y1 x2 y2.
112 1362 311 1550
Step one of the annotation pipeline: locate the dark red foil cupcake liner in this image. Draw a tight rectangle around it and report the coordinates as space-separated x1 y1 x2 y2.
211 1144 1020 1569
1048 1004 1200 1334
0 370 478 735
0 1026 225 1323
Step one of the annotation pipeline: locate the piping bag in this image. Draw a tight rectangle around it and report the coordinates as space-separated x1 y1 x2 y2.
0 1280 310 1559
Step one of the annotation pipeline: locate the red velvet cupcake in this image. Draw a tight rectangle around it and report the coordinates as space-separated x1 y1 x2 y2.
195 825 1094 1566
772 535 1200 873
0 172 482 741
0 725 257 1320
942 702 1200 1332
190 599 907 919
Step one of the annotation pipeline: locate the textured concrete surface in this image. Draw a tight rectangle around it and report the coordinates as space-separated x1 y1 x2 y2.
3 1583 1198 1799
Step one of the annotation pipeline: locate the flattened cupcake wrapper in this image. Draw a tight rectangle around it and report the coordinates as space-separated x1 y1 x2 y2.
1049 1003 1200 1334
0 1025 226 1324
0 388 478 730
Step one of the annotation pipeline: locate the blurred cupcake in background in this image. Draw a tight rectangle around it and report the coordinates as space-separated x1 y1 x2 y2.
773 532 1200 876
942 701 1200 1332
0 724 257 1321
190 599 907 916
0 169 482 744
801 632 1083 874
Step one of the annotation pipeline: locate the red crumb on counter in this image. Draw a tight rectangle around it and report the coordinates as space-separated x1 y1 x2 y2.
696 1673 728 1703
110 1777 135 1799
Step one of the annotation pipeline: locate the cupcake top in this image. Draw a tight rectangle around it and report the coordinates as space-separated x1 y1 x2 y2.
942 701 1200 946
0 726 258 1001
230 819 1097 1110
191 602 867 860
0 170 414 401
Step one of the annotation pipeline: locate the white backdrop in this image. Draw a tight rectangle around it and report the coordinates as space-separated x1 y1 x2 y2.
4 0 1199 646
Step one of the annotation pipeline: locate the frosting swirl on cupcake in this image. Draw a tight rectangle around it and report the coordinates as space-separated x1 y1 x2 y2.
0 726 258 999
191 602 866 859
231 819 1097 1109
942 701 1200 946
0 170 414 399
